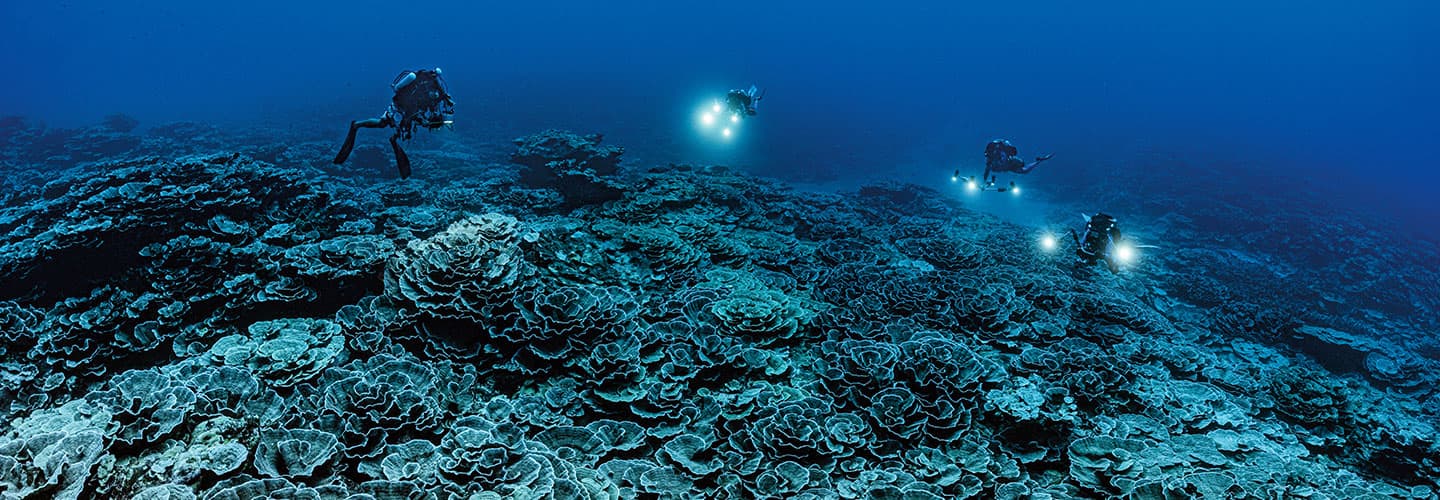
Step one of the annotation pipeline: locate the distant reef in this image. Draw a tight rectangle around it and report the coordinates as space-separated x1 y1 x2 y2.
0 118 1437 498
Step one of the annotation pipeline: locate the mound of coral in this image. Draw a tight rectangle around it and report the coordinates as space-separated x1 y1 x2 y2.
0 120 1436 499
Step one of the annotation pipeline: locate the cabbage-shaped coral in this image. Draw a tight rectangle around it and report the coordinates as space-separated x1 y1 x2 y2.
199 476 353 499
1268 366 1350 426
253 428 342 479
512 130 623 178
836 467 945 500
0 300 41 356
511 130 626 208
1067 436 1153 495
133 484 197 500
0 429 109 500
282 234 396 283
3 127 1437 497
0 400 112 500
206 318 346 389
896 236 988 271
1364 351 1431 390
811 339 901 403
619 225 708 276
435 417 577 498
85 369 197 447
659 433 724 478
506 285 639 359
141 416 249 484
318 356 449 436
384 213 537 322
896 331 1006 401
734 397 843 470
710 289 814 345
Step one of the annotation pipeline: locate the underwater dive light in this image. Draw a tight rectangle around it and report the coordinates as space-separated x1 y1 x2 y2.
966 180 978 191
731 114 740 123
1114 242 1136 264
1040 234 1057 252
712 102 722 113
722 128 732 138
700 112 715 126
1011 185 1022 196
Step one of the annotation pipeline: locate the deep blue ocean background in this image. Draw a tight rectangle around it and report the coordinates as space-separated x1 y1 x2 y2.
4 0 1436 235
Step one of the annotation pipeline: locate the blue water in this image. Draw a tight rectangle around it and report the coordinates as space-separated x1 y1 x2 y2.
3 2 1439 498
4 1 1436 230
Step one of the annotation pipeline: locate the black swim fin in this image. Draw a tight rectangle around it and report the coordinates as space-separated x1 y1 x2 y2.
334 124 360 164
391 136 411 179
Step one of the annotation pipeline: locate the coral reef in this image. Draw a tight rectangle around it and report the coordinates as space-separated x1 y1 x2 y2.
511 130 627 208
0 123 1435 498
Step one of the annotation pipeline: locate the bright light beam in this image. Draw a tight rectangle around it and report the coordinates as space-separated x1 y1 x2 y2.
722 128 732 138
700 112 715 126
1114 243 1136 264
1040 234 1057 252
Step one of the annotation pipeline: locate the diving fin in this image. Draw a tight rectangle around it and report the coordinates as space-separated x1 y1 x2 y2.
334 125 360 164
391 136 412 179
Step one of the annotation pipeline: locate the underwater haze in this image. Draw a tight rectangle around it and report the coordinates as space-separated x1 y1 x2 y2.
2 1 1440 498
5 0 1438 228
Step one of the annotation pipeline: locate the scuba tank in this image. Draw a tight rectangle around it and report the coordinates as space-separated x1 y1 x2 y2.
393 71 418 91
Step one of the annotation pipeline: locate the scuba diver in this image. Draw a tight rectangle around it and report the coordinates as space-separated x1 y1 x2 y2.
333 68 455 179
1069 213 1125 272
724 85 764 117
981 139 1053 186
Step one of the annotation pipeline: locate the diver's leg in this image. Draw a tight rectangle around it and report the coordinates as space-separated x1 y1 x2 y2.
1019 154 1054 174
390 134 412 179
333 118 388 164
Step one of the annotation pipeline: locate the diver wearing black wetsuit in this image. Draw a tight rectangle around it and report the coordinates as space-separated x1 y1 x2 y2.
724 85 763 117
982 139 1053 185
333 68 455 179
1070 213 1124 272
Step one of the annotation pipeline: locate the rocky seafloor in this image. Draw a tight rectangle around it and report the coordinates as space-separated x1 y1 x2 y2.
0 116 1437 499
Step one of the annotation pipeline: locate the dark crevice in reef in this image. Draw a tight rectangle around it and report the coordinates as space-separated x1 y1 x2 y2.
5 240 149 302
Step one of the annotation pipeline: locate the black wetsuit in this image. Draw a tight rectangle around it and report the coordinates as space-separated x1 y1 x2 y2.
725 90 758 116
1072 213 1124 272
333 69 454 178
983 139 1038 184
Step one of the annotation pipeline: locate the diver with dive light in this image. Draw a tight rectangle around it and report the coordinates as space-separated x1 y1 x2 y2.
1070 212 1125 272
724 85 764 118
333 68 455 179
955 139 1053 193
